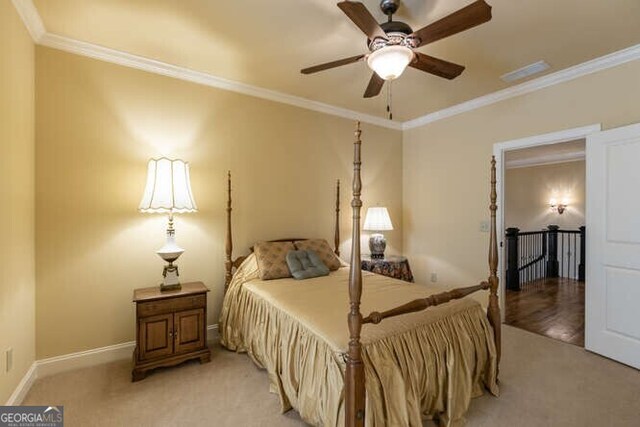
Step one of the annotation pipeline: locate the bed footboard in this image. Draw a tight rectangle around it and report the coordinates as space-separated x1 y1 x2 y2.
345 122 501 427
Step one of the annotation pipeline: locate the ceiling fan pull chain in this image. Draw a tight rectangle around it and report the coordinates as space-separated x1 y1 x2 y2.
386 81 393 120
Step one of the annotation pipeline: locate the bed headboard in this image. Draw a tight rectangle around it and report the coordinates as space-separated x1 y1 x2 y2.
224 172 341 292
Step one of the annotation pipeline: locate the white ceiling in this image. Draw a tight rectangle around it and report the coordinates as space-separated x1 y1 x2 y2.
506 139 585 169
25 0 640 122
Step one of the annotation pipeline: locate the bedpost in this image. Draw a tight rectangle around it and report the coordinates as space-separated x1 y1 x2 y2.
225 171 233 292
488 156 502 372
335 179 341 256
346 122 366 427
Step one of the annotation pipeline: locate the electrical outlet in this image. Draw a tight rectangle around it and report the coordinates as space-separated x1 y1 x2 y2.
480 221 490 233
6 348 12 373
430 273 438 283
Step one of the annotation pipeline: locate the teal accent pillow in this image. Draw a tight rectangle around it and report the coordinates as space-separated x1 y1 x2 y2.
286 250 330 280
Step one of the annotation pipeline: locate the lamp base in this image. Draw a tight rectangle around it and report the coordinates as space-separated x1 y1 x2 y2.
369 233 387 259
160 263 181 292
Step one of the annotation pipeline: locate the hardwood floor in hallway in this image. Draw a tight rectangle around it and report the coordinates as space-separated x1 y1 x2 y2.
505 277 585 346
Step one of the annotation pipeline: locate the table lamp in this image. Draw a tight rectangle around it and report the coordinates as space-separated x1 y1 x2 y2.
139 158 197 291
363 207 393 259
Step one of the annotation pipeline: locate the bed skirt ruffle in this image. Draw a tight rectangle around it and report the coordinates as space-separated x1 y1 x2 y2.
220 258 498 427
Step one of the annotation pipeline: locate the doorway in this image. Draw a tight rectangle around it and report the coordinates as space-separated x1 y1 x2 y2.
503 140 586 345
493 125 600 347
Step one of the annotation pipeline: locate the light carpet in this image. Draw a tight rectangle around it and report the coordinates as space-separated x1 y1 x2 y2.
23 326 640 426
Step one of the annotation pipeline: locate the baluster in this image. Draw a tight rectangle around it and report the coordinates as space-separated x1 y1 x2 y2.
560 232 564 278
561 232 564 278
571 234 578 279
533 234 536 282
528 235 532 283
537 233 541 281
537 233 540 281
525 234 531 284
543 231 547 279
547 225 559 278
568 233 571 279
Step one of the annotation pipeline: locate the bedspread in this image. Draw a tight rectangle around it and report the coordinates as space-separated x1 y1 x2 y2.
220 255 498 427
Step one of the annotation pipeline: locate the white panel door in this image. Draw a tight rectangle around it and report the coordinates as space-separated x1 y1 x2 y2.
586 123 640 368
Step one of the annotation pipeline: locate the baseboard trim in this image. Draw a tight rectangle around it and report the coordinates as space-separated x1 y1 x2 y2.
5 363 38 406
37 341 136 378
7 324 219 404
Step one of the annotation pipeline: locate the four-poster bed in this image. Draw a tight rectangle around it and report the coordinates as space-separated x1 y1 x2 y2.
220 122 501 426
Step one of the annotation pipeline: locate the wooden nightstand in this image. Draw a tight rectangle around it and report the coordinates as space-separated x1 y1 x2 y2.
361 255 414 282
132 282 211 381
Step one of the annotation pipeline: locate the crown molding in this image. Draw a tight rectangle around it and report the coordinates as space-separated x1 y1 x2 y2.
11 0 45 42
37 33 402 131
403 43 640 130
506 150 585 169
12 1 640 133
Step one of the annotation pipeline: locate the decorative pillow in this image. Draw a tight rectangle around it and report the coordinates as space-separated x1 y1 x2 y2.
294 239 342 271
286 250 330 280
254 241 295 280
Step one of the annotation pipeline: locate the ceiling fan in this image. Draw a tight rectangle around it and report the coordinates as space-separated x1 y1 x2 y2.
301 0 492 98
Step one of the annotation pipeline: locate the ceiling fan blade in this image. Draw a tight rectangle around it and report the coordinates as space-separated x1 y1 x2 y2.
410 0 492 48
338 1 388 41
410 52 465 80
301 54 365 75
363 73 384 98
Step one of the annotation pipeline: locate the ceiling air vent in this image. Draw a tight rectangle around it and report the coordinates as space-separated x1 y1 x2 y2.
500 61 550 83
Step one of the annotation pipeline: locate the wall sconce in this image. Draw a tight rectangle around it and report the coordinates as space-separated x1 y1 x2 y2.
549 197 568 214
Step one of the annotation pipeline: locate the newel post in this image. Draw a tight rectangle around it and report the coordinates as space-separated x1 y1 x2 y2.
505 227 520 291
578 226 586 282
546 225 559 278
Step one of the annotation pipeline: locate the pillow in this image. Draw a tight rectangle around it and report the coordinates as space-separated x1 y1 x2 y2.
286 250 330 280
254 241 295 280
294 239 342 271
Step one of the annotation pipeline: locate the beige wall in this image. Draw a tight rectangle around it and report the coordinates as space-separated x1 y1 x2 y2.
403 59 640 295
505 161 585 232
35 47 403 358
18 9 640 365
0 2 36 403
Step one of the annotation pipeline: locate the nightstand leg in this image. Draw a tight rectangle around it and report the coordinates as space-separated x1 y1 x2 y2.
199 352 211 364
132 368 147 382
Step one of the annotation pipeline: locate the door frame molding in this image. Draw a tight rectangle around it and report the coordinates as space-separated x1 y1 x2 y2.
492 124 602 317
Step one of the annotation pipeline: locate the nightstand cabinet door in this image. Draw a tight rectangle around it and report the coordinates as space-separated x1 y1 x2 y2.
174 308 205 354
139 313 174 360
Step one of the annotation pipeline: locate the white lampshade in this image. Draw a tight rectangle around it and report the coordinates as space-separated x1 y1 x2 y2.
363 207 394 231
367 46 414 80
139 158 197 213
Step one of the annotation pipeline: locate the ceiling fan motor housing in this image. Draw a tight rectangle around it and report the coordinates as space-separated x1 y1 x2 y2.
371 1 416 52
369 30 418 53
380 20 413 35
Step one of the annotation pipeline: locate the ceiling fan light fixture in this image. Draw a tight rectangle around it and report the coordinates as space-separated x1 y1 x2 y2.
367 45 414 80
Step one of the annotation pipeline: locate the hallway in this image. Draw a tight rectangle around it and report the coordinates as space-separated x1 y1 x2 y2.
505 277 585 346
